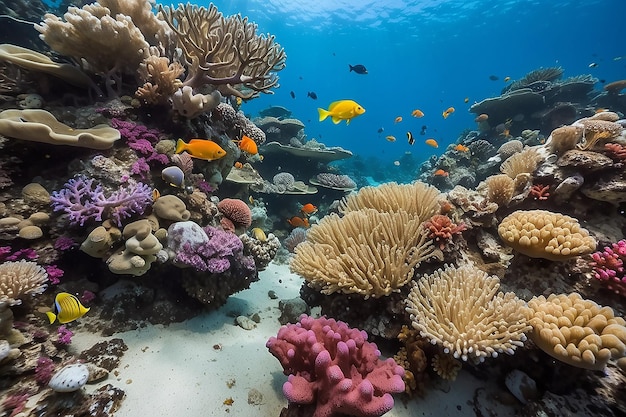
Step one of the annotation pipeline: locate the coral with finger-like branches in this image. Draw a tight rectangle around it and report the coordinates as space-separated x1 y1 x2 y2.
158 3 286 99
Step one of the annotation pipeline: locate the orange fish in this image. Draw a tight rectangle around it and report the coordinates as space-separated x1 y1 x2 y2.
300 203 318 215
425 138 438 148
411 109 424 118
234 161 243 169
434 169 449 177
595 108 609 113
442 107 455 119
175 139 226 161
454 144 469 152
474 114 489 122
235 135 258 155
287 216 309 228
394 116 403 124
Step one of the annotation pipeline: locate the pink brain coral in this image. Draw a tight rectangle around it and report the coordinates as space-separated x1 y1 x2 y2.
217 198 252 229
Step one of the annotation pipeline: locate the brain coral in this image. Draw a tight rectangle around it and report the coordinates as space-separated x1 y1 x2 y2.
217 198 252 229
498 209 596 261
526 292 626 370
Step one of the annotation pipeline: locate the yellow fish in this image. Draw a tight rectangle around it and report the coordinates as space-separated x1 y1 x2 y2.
504 76 511 82
175 139 226 161
251 227 267 242
411 109 424 118
318 100 365 125
46 292 90 324
394 116 403 124
385 135 396 142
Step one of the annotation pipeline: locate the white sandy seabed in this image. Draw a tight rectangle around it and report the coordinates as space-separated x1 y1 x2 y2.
70 262 485 417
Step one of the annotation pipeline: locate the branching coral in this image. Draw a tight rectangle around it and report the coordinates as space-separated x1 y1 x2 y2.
526 292 626 370
136 50 184 105
36 3 150 94
423 214 466 250
498 209 597 261
158 3 286 99
290 209 436 298
0 260 48 306
50 176 153 227
405 264 530 363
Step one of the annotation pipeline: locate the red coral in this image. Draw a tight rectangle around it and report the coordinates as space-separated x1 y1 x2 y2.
217 198 252 229
424 214 466 250
529 184 550 200
604 143 626 161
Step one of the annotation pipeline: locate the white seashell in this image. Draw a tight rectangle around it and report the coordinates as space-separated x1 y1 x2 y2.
49 363 89 392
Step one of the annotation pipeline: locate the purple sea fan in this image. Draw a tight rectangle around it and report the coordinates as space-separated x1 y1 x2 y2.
174 226 244 273
51 176 153 227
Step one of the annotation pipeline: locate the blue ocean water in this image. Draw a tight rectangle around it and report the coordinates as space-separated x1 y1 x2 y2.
198 0 625 169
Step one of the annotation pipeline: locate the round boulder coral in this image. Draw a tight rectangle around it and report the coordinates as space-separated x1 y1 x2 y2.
217 198 252 229
497 209 596 261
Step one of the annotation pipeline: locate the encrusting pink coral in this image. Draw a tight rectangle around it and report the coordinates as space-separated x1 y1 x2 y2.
589 239 626 296
266 315 405 417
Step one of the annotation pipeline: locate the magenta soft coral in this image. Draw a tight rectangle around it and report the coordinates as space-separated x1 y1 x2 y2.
590 240 626 296
267 315 405 417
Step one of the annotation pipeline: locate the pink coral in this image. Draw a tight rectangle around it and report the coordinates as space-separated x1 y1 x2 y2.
217 198 252 229
266 315 405 417
589 240 626 296
423 214 467 250
44 265 64 285
35 357 55 385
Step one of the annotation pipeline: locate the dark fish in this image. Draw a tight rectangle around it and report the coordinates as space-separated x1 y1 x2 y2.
407 131 415 145
307 91 318 100
489 75 499 81
377 127 384 134
420 125 427 136
349 64 368 74
290 91 295 99
599 79 606 83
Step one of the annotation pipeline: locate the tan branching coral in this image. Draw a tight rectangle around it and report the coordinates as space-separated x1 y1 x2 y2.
498 209 597 261
158 3 286 99
484 174 515 206
548 125 583 155
0 260 48 306
136 50 184 105
36 4 150 77
290 209 436 298
526 293 626 370
339 181 441 219
575 118 623 150
405 264 530 363
500 147 541 178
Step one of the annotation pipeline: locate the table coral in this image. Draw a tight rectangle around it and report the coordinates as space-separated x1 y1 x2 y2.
50 176 153 227
266 315 405 417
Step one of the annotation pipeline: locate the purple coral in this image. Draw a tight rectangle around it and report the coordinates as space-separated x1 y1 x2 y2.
0 247 38 262
35 357 55 385
53 235 77 251
174 226 244 273
44 265 64 285
590 240 626 296
56 325 73 345
111 119 169 170
50 175 153 227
